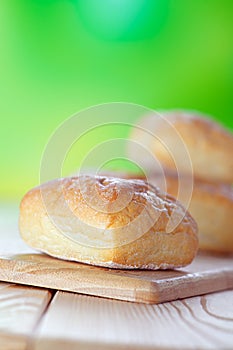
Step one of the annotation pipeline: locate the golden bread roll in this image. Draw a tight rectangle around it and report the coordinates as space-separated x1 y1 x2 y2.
129 110 233 183
19 175 198 269
148 171 233 254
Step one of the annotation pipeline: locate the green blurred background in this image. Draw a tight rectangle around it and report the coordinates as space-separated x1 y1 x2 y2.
1 0 233 200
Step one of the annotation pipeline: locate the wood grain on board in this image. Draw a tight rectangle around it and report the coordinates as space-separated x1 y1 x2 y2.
0 282 52 350
33 290 233 350
0 239 233 304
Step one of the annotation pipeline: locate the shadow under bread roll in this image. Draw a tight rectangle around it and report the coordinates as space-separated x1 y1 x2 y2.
147 171 233 254
129 110 233 184
19 175 198 269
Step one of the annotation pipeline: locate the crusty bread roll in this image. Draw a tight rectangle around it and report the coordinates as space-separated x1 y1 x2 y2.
19 175 198 269
148 171 233 254
129 110 233 183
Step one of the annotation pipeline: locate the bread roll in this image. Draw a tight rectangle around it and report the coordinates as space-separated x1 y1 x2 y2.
19 175 198 269
148 171 233 254
129 110 233 183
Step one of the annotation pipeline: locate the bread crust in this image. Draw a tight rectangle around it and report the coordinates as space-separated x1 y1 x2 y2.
129 110 233 183
19 176 198 269
147 171 233 253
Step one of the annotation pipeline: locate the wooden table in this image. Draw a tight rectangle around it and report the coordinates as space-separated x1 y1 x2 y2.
1 204 233 350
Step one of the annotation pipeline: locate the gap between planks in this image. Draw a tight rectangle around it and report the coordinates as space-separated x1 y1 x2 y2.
32 289 233 350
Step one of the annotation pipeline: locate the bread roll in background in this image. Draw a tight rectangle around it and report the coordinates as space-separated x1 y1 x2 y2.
148 171 233 254
129 110 233 184
19 175 198 270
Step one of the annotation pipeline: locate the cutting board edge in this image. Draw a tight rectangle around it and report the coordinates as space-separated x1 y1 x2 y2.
0 257 158 304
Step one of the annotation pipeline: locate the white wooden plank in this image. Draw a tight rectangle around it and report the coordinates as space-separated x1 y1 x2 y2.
34 289 233 350
0 203 32 255
0 282 52 350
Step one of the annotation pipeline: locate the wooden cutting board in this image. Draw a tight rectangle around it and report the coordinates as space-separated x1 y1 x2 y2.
0 238 233 304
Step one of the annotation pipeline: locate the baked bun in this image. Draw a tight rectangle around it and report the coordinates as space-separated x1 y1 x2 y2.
19 175 198 269
149 171 233 254
129 110 233 183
